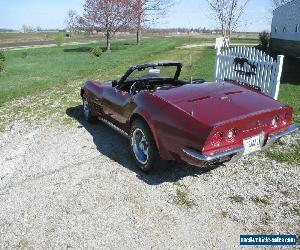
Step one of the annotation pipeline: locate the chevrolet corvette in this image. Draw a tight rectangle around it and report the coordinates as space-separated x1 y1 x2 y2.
80 62 297 172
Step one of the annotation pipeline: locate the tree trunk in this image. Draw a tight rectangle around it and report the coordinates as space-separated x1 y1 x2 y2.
106 31 111 52
136 30 141 45
107 39 111 52
136 0 142 45
220 17 226 37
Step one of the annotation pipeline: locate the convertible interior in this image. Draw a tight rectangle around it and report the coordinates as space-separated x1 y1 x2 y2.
121 78 189 95
118 64 205 95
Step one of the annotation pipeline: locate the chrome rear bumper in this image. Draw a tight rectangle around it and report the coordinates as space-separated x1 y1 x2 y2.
264 123 298 148
182 124 298 164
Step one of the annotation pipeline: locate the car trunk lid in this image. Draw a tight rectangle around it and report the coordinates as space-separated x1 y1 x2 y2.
153 82 283 126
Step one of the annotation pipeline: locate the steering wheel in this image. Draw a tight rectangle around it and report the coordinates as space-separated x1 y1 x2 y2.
129 80 151 95
129 81 139 95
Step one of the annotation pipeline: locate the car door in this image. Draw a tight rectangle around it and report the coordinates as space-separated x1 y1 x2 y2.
101 86 132 125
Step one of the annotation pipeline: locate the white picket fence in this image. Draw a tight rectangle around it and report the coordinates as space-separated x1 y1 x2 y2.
214 46 284 100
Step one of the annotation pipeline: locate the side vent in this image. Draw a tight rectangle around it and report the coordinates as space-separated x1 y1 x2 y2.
93 103 102 114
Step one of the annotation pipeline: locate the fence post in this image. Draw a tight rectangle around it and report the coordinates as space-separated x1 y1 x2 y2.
214 47 221 82
273 55 284 100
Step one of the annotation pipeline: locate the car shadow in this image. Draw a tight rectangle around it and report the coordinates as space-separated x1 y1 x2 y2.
280 56 300 85
66 105 223 185
63 43 134 53
63 46 95 53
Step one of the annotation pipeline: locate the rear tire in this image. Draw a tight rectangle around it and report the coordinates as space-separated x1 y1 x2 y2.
130 119 161 172
82 93 96 122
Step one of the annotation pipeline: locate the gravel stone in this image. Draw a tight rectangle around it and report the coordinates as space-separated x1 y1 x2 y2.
0 120 299 249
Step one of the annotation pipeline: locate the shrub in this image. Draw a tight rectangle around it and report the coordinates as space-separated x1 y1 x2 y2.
259 31 270 49
0 62 4 73
0 50 6 73
90 46 103 57
0 50 6 62
55 33 65 47
21 50 28 59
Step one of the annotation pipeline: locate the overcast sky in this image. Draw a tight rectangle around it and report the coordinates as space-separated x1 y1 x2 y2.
0 0 272 32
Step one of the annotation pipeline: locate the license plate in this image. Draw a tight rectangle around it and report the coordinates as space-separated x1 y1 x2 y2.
243 133 264 155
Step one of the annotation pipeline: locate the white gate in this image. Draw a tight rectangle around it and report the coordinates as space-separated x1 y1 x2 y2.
215 37 229 49
214 46 284 100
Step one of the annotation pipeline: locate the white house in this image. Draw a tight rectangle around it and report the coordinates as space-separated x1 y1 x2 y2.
270 0 300 57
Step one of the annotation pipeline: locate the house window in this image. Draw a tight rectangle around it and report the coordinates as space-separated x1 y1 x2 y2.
296 25 300 32
275 27 278 32
283 27 286 32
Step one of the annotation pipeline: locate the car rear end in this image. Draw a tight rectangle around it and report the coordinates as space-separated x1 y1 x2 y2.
152 81 297 167
182 105 297 166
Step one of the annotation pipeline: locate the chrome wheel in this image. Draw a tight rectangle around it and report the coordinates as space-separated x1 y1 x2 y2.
131 128 149 165
83 96 90 119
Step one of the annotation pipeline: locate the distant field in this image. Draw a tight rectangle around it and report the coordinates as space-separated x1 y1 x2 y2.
0 32 96 48
0 31 259 49
0 32 60 45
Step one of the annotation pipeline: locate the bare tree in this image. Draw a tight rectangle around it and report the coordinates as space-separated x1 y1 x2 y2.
65 9 79 36
36 26 43 32
132 0 174 44
206 0 250 38
22 24 34 33
79 0 133 51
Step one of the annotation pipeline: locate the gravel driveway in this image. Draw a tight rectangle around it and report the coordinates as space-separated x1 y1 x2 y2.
0 105 299 249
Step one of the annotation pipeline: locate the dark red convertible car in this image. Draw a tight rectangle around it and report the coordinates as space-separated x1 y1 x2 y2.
81 62 297 172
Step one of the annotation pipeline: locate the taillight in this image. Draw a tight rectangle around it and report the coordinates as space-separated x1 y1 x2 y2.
271 115 280 128
226 129 237 141
211 132 223 145
282 112 291 125
285 112 291 121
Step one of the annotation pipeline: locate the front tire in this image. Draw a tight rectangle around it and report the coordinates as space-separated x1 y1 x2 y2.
130 119 160 172
82 93 96 122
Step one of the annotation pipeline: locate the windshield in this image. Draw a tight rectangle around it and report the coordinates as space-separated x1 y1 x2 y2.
125 65 178 82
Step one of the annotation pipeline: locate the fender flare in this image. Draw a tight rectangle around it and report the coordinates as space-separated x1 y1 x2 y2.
129 111 161 154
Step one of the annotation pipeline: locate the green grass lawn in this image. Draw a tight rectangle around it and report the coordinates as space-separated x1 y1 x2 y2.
0 37 299 163
0 38 186 105
0 37 260 105
0 36 298 111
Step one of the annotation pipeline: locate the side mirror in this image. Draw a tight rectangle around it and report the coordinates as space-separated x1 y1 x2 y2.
112 79 118 87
